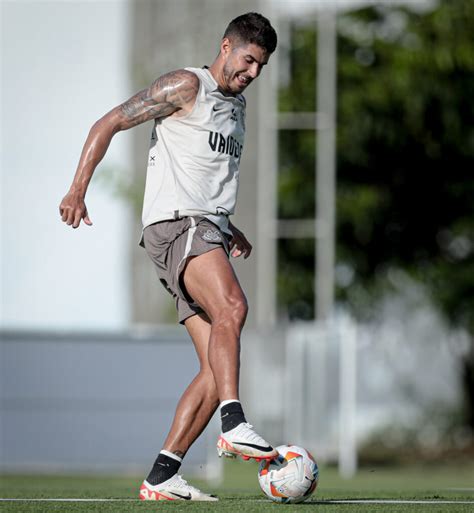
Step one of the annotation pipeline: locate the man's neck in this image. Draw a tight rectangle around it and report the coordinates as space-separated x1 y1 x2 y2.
208 58 234 96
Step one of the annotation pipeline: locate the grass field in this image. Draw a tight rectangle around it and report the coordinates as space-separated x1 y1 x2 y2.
1 460 473 512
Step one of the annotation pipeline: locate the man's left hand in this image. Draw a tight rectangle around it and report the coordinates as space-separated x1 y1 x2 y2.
229 222 252 259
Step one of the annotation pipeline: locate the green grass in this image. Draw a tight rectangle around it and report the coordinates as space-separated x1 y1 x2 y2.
1 460 473 512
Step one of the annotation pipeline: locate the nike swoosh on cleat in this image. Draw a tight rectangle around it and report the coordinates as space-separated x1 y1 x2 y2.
169 492 192 500
233 442 275 452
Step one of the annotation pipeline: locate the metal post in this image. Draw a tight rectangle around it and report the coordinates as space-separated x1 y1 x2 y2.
339 317 358 478
256 2 278 327
315 10 337 321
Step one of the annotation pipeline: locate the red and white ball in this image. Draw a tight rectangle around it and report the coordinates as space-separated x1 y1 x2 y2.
258 445 319 503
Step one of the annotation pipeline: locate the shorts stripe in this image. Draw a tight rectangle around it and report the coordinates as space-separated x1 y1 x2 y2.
176 217 197 293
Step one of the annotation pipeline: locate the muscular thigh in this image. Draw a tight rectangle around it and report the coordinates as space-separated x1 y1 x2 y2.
183 248 246 319
143 216 231 324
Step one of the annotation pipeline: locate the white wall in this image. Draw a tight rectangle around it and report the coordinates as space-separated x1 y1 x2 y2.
1 0 132 330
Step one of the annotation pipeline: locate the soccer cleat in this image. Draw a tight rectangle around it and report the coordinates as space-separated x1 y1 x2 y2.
139 474 218 501
217 422 278 461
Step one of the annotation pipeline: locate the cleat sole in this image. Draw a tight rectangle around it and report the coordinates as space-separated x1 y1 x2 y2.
219 449 276 462
217 448 237 459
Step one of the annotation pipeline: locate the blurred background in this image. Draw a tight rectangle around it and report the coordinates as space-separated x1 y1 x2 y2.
1 0 473 484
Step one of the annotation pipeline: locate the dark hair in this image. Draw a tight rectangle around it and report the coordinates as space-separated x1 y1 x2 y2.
223 12 277 54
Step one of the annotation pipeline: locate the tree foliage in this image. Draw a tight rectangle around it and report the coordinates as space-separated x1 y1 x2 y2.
278 0 474 426
278 0 474 326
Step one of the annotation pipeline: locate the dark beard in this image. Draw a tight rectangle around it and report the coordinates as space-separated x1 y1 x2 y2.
221 62 243 94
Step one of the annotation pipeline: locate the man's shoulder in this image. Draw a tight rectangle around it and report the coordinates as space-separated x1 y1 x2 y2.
148 68 200 113
185 67 217 91
162 68 200 88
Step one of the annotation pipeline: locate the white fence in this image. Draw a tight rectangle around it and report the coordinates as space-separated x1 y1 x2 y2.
1 305 466 479
239 318 357 476
239 306 466 478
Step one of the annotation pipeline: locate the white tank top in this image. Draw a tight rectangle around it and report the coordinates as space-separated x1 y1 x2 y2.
141 67 246 235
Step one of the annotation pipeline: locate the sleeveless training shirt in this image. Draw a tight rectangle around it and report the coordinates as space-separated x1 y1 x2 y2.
141 67 246 236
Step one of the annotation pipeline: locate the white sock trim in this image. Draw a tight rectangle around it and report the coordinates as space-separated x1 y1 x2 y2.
220 399 241 409
160 449 183 463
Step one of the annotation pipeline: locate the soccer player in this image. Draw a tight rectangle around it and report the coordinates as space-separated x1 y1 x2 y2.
59 12 278 501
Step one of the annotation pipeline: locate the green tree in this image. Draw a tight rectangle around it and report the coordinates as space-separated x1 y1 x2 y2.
278 0 474 428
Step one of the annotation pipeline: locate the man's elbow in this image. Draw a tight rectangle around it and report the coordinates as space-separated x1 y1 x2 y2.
91 108 123 137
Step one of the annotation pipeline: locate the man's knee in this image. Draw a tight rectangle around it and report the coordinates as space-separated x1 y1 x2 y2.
212 293 248 329
233 296 249 325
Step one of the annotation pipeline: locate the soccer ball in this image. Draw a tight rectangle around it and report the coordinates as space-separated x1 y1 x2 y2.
257 445 318 504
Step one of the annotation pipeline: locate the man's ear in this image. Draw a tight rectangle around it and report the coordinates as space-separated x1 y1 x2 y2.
220 37 232 57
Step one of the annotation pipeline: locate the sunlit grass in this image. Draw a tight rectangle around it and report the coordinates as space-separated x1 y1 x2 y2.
1 461 473 512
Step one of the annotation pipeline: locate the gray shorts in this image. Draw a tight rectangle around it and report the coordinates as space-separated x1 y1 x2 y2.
142 216 230 324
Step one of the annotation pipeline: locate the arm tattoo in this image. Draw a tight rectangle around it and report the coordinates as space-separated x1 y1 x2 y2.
119 69 199 128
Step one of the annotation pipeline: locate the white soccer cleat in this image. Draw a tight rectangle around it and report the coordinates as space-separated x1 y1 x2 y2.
139 474 218 501
217 422 278 462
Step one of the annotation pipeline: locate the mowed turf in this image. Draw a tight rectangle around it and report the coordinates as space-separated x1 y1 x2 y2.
1 460 473 512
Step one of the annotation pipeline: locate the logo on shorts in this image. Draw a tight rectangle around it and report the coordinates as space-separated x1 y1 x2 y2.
202 229 222 242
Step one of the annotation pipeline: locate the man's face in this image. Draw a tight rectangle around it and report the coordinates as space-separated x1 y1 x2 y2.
221 40 270 94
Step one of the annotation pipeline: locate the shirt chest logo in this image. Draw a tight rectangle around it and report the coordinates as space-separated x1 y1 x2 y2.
212 104 240 123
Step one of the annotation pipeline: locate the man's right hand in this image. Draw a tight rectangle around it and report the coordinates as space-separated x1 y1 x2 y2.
59 190 92 229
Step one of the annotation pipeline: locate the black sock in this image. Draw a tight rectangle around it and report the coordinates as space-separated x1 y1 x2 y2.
146 452 181 486
221 401 246 433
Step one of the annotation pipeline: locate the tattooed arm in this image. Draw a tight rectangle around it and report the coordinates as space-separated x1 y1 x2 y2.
59 69 199 228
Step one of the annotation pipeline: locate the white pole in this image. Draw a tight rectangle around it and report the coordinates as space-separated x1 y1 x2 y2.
314 6 337 468
338 318 358 478
205 412 224 484
284 326 306 444
256 2 278 327
315 9 337 321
